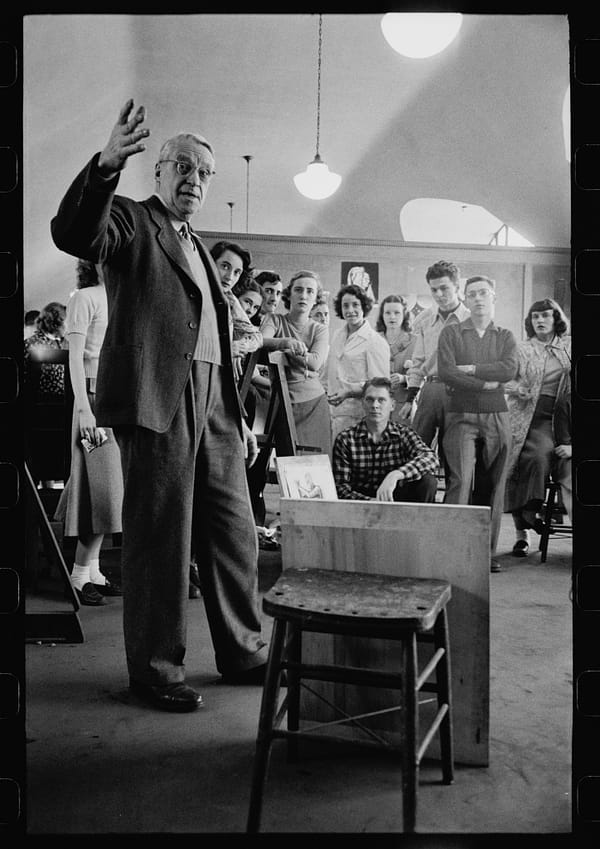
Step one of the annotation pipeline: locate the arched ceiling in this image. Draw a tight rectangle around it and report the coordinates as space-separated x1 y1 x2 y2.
24 13 570 307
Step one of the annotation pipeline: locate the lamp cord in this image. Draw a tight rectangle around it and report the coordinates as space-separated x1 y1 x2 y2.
315 13 322 158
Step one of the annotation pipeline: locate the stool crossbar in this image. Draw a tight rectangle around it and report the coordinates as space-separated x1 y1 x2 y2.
246 567 454 833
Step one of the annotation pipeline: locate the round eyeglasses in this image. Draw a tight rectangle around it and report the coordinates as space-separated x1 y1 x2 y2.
160 159 216 182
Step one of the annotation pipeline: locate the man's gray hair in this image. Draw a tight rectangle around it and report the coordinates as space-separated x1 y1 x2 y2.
158 132 214 162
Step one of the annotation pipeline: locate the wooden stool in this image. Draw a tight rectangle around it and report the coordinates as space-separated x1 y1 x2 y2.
539 480 573 563
246 568 453 833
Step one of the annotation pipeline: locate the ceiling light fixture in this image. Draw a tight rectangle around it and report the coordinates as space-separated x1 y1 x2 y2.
294 14 341 200
380 12 463 59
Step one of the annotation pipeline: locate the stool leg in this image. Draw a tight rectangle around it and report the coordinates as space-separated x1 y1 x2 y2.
402 633 418 833
246 617 287 834
539 483 555 563
286 622 302 763
434 608 454 784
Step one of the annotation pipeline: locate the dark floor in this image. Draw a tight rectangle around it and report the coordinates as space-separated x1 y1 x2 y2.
25 485 572 834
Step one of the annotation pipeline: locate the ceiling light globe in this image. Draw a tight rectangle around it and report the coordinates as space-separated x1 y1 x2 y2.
294 158 342 200
381 13 462 59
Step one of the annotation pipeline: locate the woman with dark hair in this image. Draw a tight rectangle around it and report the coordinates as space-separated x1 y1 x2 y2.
24 301 67 399
327 283 390 439
54 260 123 604
232 275 264 323
209 241 262 376
376 294 415 422
504 298 571 556
261 270 331 455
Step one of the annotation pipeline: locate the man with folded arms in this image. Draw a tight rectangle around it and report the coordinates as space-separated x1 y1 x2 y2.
333 377 439 502
437 275 518 572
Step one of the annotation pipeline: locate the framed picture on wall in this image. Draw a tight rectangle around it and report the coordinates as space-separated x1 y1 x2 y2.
340 262 379 303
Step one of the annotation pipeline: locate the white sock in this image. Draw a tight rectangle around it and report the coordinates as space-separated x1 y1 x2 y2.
71 563 90 591
88 559 106 585
516 529 530 543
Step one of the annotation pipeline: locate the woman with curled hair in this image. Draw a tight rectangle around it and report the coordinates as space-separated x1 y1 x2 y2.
327 283 390 439
261 270 332 455
24 301 67 400
376 294 415 423
54 260 124 604
504 298 571 556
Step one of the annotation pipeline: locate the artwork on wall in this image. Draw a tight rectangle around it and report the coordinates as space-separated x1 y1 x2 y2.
340 262 379 303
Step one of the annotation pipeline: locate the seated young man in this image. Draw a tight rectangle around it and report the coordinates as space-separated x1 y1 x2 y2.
332 377 439 502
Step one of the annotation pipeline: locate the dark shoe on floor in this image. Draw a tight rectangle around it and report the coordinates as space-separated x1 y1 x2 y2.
532 518 546 536
129 679 203 712
189 583 201 599
74 582 108 606
93 579 122 596
511 540 529 557
491 560 502 573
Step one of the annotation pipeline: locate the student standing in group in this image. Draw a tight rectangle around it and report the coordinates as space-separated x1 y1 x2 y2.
327 283 390 440
438 275 517 572
261 271 331 455
400 261 470 479
54 259 124 605
376 294 415 424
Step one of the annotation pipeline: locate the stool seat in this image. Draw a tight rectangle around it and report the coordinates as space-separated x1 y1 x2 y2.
264 568 451 633
247 567 454 834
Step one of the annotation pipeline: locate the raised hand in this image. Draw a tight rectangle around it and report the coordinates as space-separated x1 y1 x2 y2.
97 99 150 177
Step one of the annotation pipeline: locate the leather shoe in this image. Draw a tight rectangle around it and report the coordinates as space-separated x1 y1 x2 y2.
511 540 529 557
93 579 122 596
129 679 203 712
74 582 108 606
490 560 502 573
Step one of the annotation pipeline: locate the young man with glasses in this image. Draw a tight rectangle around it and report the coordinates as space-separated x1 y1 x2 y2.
437 275 518 572
51 99 268 712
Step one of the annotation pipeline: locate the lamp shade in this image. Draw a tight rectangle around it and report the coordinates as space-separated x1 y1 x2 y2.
381 13 462 59
294 154 342 200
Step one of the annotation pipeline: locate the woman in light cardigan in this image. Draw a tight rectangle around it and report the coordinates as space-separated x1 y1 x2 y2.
327 283 390 440
504 298 571 556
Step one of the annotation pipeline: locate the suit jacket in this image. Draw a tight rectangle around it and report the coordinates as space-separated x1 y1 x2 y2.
51 153 241 433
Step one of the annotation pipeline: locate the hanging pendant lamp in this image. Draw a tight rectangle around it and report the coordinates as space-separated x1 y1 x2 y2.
294 14 341 200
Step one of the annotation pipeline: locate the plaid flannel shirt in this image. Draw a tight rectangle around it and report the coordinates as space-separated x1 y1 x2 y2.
333 419 439 500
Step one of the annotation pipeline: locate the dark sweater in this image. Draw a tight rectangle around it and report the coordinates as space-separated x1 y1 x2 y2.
438 318 517 413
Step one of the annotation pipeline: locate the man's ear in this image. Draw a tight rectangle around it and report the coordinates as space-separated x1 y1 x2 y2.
390 398 396 410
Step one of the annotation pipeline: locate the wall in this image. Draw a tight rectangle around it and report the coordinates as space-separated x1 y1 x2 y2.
200 231 571 341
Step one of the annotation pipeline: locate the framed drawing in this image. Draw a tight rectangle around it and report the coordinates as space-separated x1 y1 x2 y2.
275 454 338 501
340 261 379 303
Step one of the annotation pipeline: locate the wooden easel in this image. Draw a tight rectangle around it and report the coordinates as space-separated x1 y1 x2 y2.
240 350 321 524
24 462 84 643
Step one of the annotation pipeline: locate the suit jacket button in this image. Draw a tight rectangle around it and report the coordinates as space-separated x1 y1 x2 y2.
185 353 193 360
188 321 197 329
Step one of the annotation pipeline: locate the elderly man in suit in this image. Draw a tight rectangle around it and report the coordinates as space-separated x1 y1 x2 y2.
51 99 268 712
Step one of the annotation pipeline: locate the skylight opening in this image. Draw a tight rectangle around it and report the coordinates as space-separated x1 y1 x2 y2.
400 198 535 247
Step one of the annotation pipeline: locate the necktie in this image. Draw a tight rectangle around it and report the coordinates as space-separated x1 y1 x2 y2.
179 223 195 251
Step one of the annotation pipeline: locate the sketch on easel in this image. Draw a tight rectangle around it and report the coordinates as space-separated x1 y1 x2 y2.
275 454 338 501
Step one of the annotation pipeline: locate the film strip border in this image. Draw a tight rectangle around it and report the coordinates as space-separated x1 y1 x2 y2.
572 14 600 842
0 14 23 839
0 10 598 843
